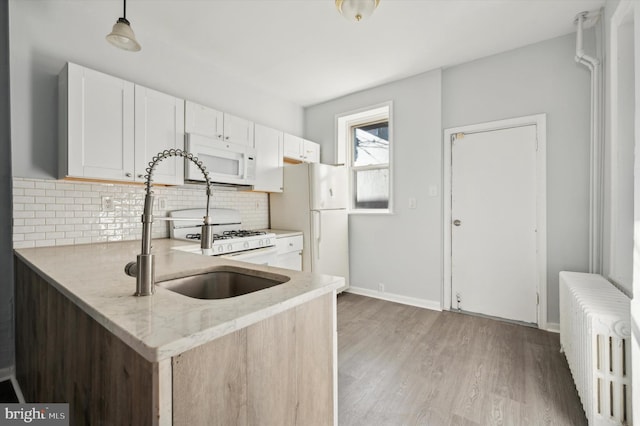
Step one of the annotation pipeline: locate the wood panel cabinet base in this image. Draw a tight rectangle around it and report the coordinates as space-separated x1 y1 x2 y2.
15 256 335 425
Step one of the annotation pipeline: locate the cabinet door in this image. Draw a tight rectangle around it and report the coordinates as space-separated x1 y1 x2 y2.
274 235 303 271
253 124 283 192
134 86 185 185
302 139 320 163
64 63 135 180
283 133 303 161
185 101 223 140
223 113 255 147
273 252 303 271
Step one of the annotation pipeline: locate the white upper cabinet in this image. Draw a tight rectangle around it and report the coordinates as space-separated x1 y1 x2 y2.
302 139 320 164
283 133 303 161
223 113 255 147
59 63 184 185
253 124 283 192
60 63 135 181
185 101 223 139
134 86 185 185
185 101 254 147
283 133 320 163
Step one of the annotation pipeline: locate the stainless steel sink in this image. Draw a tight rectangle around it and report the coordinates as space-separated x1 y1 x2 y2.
156 266 290 299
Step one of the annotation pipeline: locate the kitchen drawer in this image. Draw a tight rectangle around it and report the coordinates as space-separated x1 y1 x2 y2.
276 235 303 254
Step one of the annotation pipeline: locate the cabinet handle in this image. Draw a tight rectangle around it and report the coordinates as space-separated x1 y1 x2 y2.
125 172 132 178
225 136 230 140
217 134 223 139
137 174 144 179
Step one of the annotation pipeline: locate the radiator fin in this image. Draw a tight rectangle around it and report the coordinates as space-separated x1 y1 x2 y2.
559 271 631 426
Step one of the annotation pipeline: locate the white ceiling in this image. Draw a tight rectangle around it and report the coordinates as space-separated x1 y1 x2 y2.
80 0 607 107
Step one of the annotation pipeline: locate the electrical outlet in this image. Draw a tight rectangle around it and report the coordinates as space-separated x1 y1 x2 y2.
156 197 167 210
408 198 417 209
378 283 385 293
255 201 261 209
101 196 114 212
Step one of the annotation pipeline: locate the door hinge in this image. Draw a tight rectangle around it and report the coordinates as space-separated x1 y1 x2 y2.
456 292 462 310
536 293 540 305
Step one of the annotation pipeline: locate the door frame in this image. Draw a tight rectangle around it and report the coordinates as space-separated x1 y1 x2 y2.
442 114 548 329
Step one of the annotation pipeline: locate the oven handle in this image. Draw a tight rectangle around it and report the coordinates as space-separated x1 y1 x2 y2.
220 246 278 261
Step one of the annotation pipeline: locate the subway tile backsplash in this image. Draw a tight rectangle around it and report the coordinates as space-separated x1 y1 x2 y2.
12 178 269 249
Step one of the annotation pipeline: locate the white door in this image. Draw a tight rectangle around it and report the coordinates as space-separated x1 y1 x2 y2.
451 125 538 324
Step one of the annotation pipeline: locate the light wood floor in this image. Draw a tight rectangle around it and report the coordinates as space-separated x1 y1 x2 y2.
337 293 587 426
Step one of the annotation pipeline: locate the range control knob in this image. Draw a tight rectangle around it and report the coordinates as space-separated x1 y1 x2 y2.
227 244 233 251
258 239 263 247
218 246 223 253
243 242 249 249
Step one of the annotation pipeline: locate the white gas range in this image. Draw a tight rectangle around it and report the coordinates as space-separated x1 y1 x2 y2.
169 208 277 266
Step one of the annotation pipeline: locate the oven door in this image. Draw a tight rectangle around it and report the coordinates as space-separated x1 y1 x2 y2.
185 133 256 185
220 246 278 266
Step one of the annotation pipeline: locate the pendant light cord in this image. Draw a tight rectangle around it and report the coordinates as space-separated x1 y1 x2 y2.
123 0 127 19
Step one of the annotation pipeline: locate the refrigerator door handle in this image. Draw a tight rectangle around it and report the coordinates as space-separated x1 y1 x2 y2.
313 211 321 260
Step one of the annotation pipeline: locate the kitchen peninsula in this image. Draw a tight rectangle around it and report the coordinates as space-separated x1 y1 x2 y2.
14 239 341 425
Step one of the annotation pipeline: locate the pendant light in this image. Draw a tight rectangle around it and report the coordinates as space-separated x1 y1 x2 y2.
106 0 141 52
335 0 380 22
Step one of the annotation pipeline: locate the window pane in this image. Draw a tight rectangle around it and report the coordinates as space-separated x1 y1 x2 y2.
352 121 389 167
354 168 389 209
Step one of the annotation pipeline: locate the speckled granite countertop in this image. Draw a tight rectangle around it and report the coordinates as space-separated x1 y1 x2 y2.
14 239 342 362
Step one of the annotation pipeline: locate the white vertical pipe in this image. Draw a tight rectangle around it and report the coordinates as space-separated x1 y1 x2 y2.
575 11 603 274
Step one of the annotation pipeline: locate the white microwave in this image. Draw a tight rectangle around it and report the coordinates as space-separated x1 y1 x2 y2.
185 133 256 186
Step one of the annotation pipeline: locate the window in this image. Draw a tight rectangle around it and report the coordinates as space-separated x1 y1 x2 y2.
337 103 392 213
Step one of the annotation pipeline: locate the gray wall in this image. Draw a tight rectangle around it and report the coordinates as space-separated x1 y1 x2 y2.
0 0 13 370
305 70 443 305
306 33 592 325
442 33 592 324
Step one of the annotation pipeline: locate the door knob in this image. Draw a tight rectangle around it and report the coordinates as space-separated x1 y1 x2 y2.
453 219 461 226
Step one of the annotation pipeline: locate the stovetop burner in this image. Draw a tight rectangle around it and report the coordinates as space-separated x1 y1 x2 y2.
169 208 276 256
185 230 267 241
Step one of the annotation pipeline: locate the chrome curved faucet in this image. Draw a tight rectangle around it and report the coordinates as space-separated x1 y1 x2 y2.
125 149 214 296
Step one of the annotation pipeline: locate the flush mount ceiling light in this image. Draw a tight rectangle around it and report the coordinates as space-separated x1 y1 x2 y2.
106 0 141 52
335 0 380 22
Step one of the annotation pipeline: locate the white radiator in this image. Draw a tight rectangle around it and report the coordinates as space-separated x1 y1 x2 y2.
559 271 632 426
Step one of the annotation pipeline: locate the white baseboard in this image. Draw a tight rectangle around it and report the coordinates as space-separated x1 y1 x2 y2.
545 322 560 333
345 286 442 312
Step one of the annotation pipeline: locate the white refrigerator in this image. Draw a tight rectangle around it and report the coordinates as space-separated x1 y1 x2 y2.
270 163 349 292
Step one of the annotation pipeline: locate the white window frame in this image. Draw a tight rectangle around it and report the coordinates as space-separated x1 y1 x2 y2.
335 102 393 214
